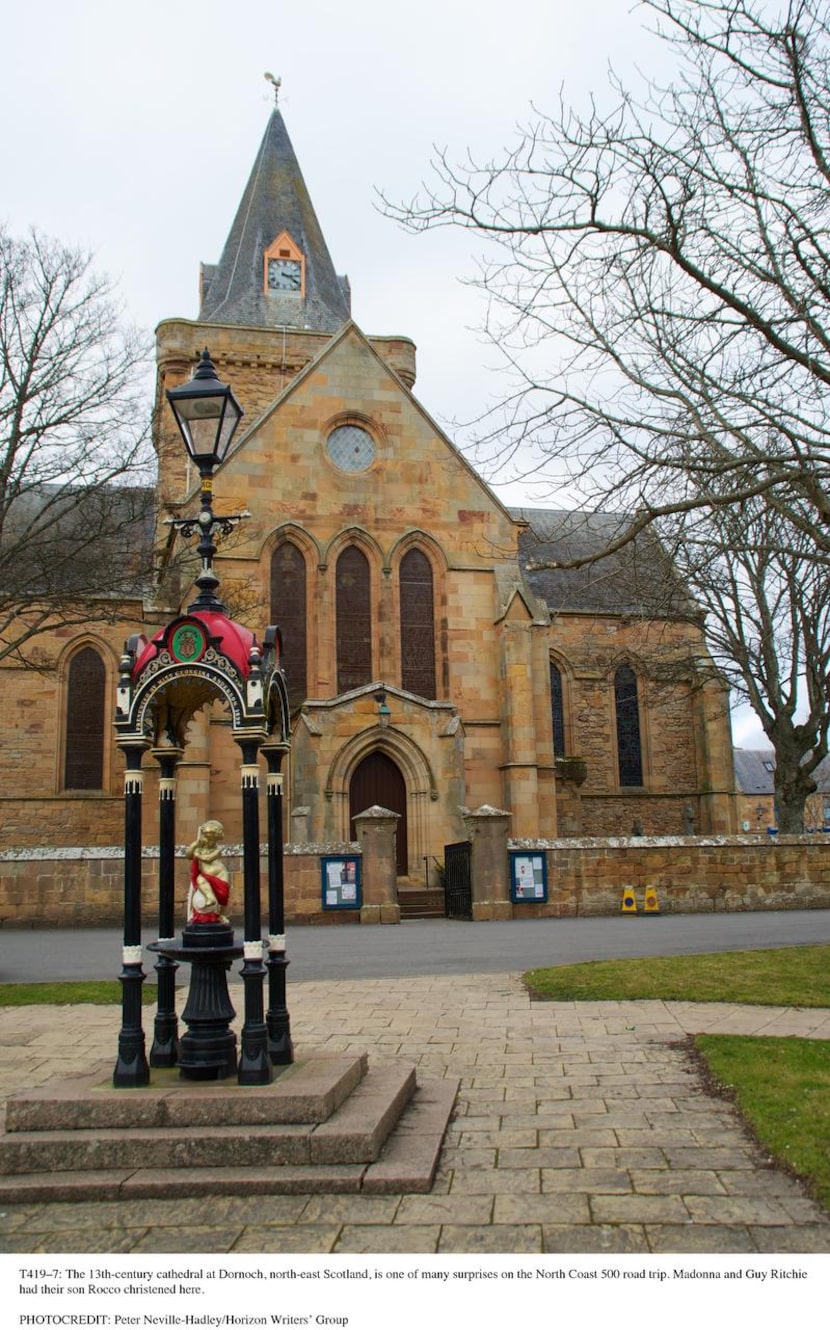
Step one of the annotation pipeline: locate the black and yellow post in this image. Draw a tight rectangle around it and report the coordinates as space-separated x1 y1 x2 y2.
620 886 638 914
643 886 661 915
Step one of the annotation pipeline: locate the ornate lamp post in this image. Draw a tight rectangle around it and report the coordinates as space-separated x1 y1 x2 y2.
139 351 248 1076
166 349 247 613
113 349 292 1088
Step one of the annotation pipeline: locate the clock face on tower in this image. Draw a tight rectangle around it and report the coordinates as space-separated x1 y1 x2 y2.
267 258 302 292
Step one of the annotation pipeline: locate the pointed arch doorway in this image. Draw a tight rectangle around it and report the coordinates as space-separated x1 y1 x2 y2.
349 750 408 876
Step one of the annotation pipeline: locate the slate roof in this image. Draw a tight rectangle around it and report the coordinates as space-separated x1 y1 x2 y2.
1 485 156 600
733 749 776 795
734 750 830 795
511 509 697 617
199 109 351 332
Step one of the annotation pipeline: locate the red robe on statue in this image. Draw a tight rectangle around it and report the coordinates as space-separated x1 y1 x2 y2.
189 857 230 923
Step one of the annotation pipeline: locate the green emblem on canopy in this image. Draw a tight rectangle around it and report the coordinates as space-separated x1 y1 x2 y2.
171 621 207 663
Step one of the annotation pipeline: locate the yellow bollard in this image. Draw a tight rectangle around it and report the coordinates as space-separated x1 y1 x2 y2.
620 886 638 915
643 885 661 915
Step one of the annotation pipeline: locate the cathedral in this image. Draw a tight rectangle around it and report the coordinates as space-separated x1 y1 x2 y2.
0 107 737 885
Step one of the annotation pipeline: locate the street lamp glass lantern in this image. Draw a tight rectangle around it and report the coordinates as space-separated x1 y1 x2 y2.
376 687 391 729
166 349 244 469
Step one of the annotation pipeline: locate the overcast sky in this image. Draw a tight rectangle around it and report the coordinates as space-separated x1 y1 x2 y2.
2 0 768 747
2 0 662 443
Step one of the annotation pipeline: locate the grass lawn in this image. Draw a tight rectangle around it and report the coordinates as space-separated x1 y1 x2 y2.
0 981 158 1006
523 944 830 1006
694 1035 830 1213
524 944 830 1216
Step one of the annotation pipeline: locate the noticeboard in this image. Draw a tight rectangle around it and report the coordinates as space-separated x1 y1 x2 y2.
509 851 548 903
321 855 362 910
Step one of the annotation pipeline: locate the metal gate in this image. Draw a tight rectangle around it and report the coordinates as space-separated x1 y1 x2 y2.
444 841 472 920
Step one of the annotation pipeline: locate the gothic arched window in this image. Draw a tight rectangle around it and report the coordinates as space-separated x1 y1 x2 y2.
550 661 566 756
64 646 106 790
400 548 436 699
336 546 372 692
270 542 308 711
614 664 644 786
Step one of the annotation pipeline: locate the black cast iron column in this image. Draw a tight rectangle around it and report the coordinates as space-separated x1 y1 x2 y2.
113 743 151 1087
150 747 182 1067
236 738 272 1084
263 742 293 1065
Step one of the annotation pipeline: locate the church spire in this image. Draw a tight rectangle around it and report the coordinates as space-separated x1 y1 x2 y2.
198 105 351 332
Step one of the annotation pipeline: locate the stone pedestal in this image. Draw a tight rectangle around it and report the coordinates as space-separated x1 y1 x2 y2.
149 923 242 1081
353 805 401 925
463 804 512 921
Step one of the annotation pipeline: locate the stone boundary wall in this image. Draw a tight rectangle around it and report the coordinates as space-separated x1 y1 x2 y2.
3 834 830 927
0 843 358 929
508 835 830 916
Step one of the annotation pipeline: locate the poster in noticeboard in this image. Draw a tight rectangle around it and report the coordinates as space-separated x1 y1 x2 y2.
509 851 547 903
320 855 362 910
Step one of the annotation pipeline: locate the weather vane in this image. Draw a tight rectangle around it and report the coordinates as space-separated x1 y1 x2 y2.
265 72 282 105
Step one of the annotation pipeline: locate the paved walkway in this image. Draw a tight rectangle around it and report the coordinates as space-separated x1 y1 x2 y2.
1 974 829 1254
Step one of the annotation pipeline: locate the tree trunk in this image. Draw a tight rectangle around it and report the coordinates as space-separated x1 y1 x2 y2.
774 774 815 834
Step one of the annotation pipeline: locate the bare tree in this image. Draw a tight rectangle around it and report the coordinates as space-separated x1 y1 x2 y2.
666 500 830 830
386 0 830 559
0 227 155 665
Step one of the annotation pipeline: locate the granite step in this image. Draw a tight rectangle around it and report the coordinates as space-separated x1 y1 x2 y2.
0 1077 459 1201
362 1077 459 1193
310 1063 416 1164
5 1053 367 1133
0 1063 415 1175
397 889 446 920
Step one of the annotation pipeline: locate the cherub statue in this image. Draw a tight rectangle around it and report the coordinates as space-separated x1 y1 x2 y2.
186 820 230 924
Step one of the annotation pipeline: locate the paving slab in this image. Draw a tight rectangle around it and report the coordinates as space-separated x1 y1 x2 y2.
646 1224 758 1253
334 1224 440 1253
437 1224 542 1253
542 1223 649 1253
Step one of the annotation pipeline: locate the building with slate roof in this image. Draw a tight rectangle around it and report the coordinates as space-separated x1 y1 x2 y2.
733 749 777 831
0 106 738 878
513 509 698 617
734 750 830 831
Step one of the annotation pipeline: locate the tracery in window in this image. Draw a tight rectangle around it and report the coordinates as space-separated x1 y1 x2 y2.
614 664 644 787
550 661 566 756
270 542 308 711
336 546 372 692
64 646 106 790
400 549 436 698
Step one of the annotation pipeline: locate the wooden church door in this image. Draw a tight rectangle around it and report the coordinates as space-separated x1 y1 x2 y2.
349 751 408 876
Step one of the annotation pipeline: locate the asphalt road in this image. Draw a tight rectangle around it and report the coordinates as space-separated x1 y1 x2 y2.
2 909 830 984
